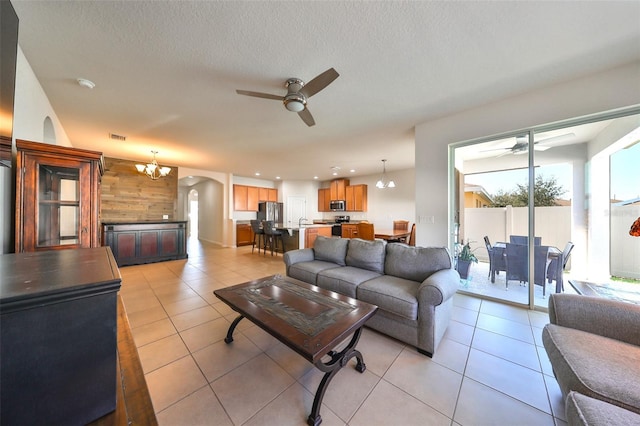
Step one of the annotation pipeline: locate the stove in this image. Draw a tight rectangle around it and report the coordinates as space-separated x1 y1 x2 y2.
332 215 350 236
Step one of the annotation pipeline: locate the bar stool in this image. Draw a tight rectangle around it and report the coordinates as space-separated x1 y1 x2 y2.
250 220 264 254
262 220 284 256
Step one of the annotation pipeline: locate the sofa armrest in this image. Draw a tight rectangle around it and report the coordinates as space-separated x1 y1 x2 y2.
548 294 640 346
417 268 460 306
283 248 314 269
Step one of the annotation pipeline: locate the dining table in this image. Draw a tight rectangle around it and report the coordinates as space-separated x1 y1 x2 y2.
374 229 411 241
492 242 564 292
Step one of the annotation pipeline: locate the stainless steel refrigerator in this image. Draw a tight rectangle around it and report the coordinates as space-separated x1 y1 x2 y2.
257 202 283 224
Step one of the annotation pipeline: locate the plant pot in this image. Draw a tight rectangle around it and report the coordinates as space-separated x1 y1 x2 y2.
456 259 472 279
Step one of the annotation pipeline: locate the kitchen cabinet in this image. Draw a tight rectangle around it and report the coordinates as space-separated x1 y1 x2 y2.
233 185 248 210
305 226 332 248
236 222 254 246
101 221 187 266
330 178 349 201
233 184 278 211
15 139 103 252
247 186 260 211
318 188 331 212
346 184 368 212
341 223 358 239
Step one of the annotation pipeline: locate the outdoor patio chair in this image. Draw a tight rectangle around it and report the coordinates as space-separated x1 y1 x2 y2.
485 236 507 283
534 245 551 297
510 235 542 245
505 243 528 290
547 241 574 290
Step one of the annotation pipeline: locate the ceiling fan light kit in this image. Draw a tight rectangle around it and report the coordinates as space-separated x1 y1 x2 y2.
236 68 339 127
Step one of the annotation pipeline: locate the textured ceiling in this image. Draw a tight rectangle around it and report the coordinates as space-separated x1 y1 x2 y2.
10 1 640 181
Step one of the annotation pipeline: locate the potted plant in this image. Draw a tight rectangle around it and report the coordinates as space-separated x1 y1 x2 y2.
455 240 478 280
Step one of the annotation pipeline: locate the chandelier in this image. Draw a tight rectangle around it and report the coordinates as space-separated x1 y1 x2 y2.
135 151 171 180
375 159 396 189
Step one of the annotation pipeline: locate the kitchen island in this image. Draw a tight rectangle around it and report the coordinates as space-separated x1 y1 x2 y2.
276 224 333 252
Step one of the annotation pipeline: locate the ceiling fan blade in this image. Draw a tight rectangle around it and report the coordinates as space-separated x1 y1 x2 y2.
299 68 339 98
235 90 283 101
534 132 576 145
298 108 315 127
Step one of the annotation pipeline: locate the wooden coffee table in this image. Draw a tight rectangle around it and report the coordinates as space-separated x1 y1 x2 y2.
214 275 377 426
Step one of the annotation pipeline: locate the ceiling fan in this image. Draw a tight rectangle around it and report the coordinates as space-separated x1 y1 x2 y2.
236 68 339 127
485 133 576 157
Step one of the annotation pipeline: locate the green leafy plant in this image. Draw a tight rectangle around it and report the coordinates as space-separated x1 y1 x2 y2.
456 240 478 263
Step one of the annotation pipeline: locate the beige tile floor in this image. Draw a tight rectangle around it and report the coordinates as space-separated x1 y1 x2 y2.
119 239 566 426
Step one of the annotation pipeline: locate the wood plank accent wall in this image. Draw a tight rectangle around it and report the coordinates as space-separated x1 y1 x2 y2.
101 157 177 222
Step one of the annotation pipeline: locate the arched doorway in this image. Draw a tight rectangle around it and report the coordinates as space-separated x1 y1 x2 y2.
188 189 198 238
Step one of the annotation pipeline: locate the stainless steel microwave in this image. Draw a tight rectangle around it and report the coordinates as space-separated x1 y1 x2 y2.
330 200 345 211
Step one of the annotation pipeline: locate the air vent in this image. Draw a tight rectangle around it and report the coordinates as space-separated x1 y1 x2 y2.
109 133 126 141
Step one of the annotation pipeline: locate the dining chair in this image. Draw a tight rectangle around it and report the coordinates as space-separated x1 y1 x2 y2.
357 222 375 241
390 220 410 242
250 220 264 254
408 223 416 246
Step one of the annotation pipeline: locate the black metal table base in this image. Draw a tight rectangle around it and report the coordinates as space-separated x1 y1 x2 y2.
222 314 366 426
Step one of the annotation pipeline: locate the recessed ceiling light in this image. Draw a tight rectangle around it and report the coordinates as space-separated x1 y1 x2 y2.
77 78 95 89
276 176 281 180
350 169 356 173
255 172 260 176
313 176 319 180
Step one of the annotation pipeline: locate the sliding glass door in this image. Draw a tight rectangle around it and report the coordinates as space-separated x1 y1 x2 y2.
451 108 640 309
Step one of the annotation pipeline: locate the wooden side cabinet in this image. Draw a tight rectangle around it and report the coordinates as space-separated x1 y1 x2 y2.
102 221 187 266
15 139 103 252
236 223 254 246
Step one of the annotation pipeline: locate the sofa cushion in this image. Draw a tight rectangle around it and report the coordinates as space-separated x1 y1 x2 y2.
357 275 419 321
565 391 640 426
288 260 341 285
542 323 640 414
345 238 386 274
316 266 382 298
385 244 452 282
313 236 349 266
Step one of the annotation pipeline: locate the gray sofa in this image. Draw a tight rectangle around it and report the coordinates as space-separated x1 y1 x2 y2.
283 236 460 357
542 294 640 424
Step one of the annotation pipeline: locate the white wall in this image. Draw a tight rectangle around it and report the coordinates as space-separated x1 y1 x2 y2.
13 47 70 146
416 61 640 253
192 179 224 245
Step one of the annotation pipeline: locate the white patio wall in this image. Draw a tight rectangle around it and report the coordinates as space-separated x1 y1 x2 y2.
463 205 640 280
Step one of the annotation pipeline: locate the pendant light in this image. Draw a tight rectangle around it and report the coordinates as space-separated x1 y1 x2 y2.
135 151 171 180
376 159 395 189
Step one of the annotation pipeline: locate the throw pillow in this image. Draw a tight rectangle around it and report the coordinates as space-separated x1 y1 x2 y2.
313 236 349 266
346 238 386 273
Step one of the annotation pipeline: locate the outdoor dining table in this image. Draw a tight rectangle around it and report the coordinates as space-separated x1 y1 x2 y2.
492 242 564 293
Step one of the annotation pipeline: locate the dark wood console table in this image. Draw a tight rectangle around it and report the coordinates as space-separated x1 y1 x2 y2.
102 220 188 266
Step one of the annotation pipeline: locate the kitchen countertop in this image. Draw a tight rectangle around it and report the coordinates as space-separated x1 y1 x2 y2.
276 224 333 231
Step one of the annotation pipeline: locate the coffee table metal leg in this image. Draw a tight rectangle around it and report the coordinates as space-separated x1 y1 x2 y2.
224 315 244 343
307 327 366 426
